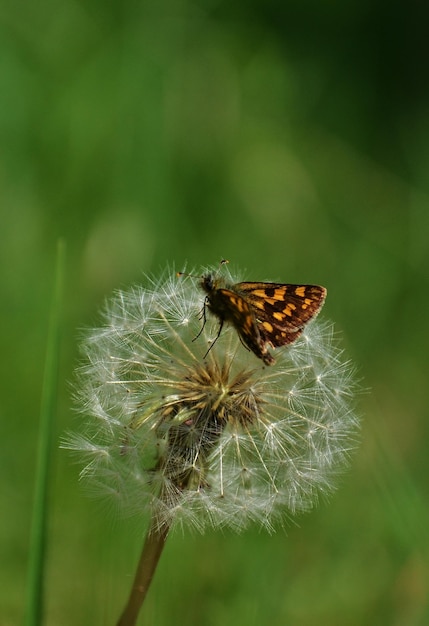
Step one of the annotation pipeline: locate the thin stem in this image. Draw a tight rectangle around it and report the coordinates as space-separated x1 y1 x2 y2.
25 239 65 626
116 519 170 626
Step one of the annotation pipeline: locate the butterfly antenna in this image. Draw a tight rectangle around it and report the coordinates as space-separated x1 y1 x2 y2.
178 259 229 279
176 270 201 279
211 258 229 280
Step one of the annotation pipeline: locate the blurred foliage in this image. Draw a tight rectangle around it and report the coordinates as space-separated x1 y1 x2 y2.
1 1 429 624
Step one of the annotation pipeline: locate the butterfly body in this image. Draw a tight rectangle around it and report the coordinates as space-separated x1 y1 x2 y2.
200 274 327 365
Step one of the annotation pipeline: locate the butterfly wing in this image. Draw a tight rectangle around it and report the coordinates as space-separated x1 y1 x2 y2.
236 282 327 347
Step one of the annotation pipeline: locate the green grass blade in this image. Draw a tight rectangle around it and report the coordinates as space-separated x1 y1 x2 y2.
25 239 65 626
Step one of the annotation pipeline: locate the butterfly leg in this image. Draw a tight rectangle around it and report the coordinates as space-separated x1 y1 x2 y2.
202 319 224 359
192 297 209 341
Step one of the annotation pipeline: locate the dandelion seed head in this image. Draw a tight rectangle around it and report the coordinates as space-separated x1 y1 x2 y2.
65 266 359 533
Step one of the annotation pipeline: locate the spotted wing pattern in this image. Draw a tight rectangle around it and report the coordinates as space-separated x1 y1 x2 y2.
236 282 327 348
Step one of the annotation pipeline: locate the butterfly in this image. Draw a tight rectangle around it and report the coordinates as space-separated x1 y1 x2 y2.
196 272 327 365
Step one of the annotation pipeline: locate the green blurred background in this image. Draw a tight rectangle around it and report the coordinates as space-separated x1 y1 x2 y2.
2 1 429 624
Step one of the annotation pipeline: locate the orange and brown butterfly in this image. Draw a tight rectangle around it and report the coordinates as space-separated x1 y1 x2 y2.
178 264 327 365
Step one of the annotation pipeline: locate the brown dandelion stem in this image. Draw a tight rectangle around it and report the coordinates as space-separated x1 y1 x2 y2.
116 519 170 626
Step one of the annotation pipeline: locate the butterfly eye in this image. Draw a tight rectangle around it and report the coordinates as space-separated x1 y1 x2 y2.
204 274 214 290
